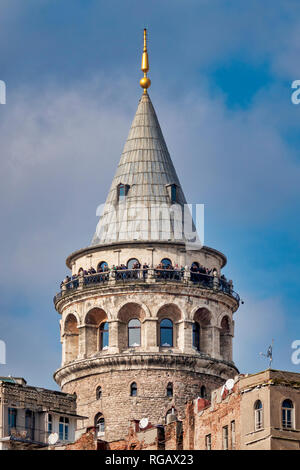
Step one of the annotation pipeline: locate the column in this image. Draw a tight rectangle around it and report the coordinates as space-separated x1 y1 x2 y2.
143 318 159 352
108 320 120 354
182 320 194 354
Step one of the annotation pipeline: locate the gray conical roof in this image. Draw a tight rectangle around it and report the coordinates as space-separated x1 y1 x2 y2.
91 92 196 245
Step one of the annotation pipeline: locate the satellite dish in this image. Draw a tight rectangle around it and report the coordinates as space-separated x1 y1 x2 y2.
225 379 235 391
48 432 59 445
139 417 149 429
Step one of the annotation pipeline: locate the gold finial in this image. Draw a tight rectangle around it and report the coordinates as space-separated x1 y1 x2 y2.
140 28 151 94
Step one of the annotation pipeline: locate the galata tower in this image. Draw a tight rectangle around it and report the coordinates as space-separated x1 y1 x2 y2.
54 30 240 442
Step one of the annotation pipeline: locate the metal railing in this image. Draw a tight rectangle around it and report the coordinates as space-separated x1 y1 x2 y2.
3 425 48 446
54 268 239 304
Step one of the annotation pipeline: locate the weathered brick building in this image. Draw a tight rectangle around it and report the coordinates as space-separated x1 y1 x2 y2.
183 370 300 450
53 30 240 443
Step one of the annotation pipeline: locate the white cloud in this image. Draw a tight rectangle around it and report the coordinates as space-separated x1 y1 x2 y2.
0 77 135 289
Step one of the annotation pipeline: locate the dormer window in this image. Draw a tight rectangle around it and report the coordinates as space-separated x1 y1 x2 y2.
166 183 178 203
171 185 177 203
118 183 130 202
119 184 125 200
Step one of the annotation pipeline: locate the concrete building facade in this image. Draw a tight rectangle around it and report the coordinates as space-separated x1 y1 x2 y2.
53 33 240 442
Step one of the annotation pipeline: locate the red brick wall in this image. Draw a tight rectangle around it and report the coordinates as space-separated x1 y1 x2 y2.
183 391 241 450
165 421 183 450
65 428 97 450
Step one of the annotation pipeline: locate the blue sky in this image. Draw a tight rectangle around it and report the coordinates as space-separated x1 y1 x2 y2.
0 0 299 388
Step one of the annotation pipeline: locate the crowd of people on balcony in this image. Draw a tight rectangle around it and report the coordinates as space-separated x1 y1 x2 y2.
190 263 215 283
60 264 109 288
59 259 232 292
112 261 148 280
154 262 184 280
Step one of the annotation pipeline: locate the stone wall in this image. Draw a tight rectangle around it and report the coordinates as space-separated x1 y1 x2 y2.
56 370 300 451
185 389 241 450
67 242 226 275
54 241 238 443
62 366 225 442
58 284 236 366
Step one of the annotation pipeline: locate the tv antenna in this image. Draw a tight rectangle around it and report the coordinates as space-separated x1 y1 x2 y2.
259 339 274 368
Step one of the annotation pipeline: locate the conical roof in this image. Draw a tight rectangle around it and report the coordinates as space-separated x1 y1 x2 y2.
91 92 195 246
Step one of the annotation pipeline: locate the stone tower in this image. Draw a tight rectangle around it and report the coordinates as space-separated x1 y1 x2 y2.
53 30 240 442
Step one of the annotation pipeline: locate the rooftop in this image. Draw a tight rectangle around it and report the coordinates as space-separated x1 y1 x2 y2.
91 30 199 248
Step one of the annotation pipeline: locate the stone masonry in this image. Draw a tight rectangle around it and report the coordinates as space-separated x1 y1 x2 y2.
53 88 239 441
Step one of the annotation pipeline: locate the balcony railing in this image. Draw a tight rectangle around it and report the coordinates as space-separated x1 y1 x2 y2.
54 269 240 304
3 426 48 447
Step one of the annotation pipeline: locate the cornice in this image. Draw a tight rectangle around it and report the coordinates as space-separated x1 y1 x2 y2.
54 352 238 388
65 242 227 269
54 281 239 314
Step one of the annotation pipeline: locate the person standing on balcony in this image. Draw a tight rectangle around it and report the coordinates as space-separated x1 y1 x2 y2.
142 262 149 281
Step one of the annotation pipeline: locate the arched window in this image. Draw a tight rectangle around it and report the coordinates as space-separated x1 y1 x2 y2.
161 258 172 268
167 382 173 397
254 400 263 431
130 382 137 397
85 308 108 356
97 261 108 271
127 258 140 269
282 399 294 429
128 319 141 347
95 413 105 435
160 319 173 347
200 385 206 399
64 314 79 363
96 386 102 400
100 322 109 350
193 322 200 350
193 308 211 355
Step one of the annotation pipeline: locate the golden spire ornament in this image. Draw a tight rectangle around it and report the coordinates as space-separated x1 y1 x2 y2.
140 28 151 93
